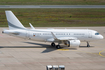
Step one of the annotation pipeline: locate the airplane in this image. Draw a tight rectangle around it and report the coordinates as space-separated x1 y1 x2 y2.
2 11 104 49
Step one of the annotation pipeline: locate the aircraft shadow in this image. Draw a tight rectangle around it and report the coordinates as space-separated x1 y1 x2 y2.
0 42 81 53
24 42 78 51
0 42 57 53
79 46 94 48
24 42 57 53
0 46 44 48
0 45 56 53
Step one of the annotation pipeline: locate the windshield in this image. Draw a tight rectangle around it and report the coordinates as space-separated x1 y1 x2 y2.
95 33 99 35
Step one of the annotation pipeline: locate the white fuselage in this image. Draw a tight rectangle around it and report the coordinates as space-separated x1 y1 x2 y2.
4 28 103 43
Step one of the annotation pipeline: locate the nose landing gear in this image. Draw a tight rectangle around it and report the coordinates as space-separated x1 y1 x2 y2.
87 42 90 47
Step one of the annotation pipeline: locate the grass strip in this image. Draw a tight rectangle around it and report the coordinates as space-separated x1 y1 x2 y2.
0 0 105 5
0 8 105 27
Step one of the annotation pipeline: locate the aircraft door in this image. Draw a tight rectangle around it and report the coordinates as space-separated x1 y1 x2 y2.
88 31 92 38
26 31 30 39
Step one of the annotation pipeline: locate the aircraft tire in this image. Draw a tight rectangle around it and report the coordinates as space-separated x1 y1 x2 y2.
51 42 55 47
56 45 61 49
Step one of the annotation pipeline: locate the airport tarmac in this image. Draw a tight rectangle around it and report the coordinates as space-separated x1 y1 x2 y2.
0 27 105 70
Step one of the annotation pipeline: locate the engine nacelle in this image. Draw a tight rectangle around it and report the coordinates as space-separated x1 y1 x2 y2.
67 40 80 47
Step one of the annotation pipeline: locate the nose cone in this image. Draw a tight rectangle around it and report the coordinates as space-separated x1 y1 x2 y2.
100 35 104 39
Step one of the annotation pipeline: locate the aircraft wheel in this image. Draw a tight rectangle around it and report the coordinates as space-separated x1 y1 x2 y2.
87 42 90 47
56 45 61 49
51 42 55 47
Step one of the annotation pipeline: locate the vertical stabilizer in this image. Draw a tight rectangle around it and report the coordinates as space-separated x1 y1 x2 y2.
5 11 26 30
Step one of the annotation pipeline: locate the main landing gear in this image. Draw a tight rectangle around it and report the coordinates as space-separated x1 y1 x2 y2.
87 42 90 47
51 42 55 47
51 42 61 49
56 45 61 49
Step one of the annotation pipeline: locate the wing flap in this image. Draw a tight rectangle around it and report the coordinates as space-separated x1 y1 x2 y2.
57 37 77 40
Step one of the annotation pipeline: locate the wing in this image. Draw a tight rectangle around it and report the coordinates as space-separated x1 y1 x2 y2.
47 32 77 42
51 32 77 40
47 32 80 47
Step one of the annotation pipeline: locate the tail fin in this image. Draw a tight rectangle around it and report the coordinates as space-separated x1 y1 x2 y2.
5 11 26 30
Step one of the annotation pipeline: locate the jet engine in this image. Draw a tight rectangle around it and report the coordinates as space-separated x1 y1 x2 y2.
65 40 80 47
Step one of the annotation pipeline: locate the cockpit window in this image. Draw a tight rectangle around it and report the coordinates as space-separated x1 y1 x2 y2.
95 33 99 35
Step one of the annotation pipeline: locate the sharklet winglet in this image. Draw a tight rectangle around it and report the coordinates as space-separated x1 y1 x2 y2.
29 23 35 30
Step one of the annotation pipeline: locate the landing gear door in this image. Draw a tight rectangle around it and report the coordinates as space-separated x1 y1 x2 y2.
88 31 92 38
